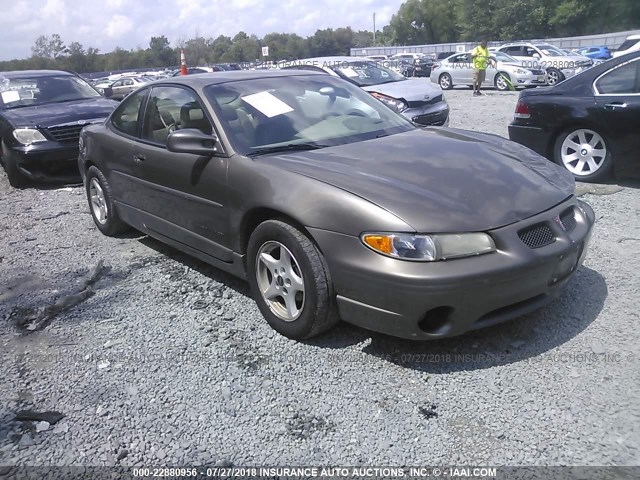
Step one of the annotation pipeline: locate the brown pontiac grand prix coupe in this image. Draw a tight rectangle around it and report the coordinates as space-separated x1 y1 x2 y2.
78 70 595 340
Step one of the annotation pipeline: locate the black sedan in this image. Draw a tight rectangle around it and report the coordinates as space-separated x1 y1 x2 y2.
79 70 594 340
0 70 117 187
509 51 640 182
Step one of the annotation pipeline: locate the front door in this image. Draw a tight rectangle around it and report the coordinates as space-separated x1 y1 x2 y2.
133 85 231 261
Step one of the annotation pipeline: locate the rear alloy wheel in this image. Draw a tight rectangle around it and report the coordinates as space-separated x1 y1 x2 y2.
85 166 129 236
546 68 564 86
495 72 511 91
554 128 613 182
439 73 453 90
247 220 339 339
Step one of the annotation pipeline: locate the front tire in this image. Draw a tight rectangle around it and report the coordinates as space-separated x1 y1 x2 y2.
553 128 613 182
247 220 339 340
85 166 129 236
439 73 453 90
495 72 511 91
546 68 564 86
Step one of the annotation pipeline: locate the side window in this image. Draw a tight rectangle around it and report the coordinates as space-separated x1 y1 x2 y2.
142 86 213 146
112 80 122 87
124 79 133 86
111 88 147 136
524 47 536 57
596 60 640 94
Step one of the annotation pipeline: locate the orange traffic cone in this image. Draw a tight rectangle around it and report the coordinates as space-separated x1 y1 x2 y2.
180 49 187 76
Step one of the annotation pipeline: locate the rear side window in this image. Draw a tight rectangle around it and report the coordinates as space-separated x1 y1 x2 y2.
596 59 640 94
111 88 147 136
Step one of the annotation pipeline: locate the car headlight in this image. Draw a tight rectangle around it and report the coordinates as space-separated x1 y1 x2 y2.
370 92 408 113
13 128 47 145
361 232 496 261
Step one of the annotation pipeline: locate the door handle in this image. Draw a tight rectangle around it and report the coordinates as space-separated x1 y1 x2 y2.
604 102 627 110
133 154 146 163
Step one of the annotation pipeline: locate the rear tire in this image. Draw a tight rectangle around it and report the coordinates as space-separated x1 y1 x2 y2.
85 166 129 236
247 220 339 340
0 143 29 188
553 127 613 182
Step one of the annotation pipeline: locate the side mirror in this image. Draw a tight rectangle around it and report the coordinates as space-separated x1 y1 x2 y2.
166 129 219 156
532 53 541 59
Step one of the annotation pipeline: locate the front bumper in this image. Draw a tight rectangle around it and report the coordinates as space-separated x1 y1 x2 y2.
6 142 81 183
514 74 548 87
405 101 450 126
309 197 594 340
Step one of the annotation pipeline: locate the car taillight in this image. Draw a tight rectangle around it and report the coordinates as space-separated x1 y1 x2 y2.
514 101 531 119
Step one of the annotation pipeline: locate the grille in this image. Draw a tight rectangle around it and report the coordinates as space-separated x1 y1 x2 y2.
46 124 85 143
530 69 545 75
407 94 443 108
560 208 577 233
518 223 555 249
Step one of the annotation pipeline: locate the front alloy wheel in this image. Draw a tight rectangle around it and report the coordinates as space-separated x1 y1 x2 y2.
495 73 511 91
439 73 453 90
256 241 305 322
546 68 563 86
247 220 339 339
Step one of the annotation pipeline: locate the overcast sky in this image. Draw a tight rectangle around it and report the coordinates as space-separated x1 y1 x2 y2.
0 0 405 61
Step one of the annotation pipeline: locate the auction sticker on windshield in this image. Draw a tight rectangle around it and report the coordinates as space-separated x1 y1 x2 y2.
1 90 20 103
242 91 294 118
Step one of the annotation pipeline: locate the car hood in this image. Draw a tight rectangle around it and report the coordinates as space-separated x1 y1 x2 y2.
362 78 442 102
259 129 574 232
1 97 118 128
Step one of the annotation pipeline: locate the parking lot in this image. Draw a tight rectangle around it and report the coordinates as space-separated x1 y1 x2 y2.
1 89 639 467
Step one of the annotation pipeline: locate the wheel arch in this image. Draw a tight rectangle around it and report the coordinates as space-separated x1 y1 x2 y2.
238 207 315 256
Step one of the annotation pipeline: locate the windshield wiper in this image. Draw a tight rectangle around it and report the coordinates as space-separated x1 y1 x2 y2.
248 143 329 157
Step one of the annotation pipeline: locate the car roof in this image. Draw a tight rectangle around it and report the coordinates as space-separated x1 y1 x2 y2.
625 35 640 40
158 69 326 87
0 69 75 78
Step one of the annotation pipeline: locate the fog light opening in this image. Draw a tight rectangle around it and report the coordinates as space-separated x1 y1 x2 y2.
418 306 454 336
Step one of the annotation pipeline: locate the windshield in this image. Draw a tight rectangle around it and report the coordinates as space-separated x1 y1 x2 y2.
494 52 518 63
535 45 566 57
326 61 406 87
204 75 415 156
0 74 101 109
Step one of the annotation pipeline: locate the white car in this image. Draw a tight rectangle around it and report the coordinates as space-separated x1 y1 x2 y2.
496 42 593 85
613 35 640 58
430 51 547 91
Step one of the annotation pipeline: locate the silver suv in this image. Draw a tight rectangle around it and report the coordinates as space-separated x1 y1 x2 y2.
497 42 593 85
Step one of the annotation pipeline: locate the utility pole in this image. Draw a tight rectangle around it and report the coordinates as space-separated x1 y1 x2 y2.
373 12 376 45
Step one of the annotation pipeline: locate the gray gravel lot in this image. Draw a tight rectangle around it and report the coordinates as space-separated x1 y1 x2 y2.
1 89 639 469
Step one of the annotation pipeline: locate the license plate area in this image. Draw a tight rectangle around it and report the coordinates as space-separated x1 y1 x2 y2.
549 242 584 286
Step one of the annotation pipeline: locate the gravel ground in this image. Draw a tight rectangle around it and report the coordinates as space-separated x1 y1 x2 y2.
1 89 639 469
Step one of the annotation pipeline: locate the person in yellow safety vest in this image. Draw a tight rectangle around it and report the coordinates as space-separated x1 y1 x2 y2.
471 40 494 96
